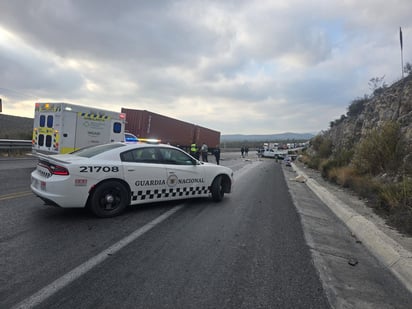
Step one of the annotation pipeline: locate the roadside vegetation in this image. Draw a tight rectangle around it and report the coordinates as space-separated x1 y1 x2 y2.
0 115 33 156
301 101 412 235
0 114 33 139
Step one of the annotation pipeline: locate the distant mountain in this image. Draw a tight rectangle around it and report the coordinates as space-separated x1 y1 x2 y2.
221 132 315 142
0 113 315 143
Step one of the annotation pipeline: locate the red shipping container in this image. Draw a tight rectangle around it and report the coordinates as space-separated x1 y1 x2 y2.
122 108 220 150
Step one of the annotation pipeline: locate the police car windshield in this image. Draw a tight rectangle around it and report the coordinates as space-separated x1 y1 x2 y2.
71 143 126 158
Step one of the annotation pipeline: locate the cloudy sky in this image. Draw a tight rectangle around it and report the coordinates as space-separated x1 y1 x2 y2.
0 0 411 134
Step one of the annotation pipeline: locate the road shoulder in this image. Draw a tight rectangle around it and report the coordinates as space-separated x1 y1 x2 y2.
282 160 412 307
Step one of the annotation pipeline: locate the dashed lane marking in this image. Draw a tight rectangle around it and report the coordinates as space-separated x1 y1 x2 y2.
12 205 184 309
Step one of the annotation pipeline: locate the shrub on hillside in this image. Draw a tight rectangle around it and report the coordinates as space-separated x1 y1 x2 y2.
353 121 406 176
351 175 379 200
347 96 367 117
310 135 333 159
320 159 339 179
334 148 354 166
319 147 354 180
378 178 412 211
330 115 347 128
307 156 322 170
298 153 322 170
378 178 412 234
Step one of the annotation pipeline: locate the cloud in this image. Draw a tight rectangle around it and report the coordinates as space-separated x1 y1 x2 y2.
0 0 411 134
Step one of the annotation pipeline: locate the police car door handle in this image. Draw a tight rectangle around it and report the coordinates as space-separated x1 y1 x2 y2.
127 169 136 172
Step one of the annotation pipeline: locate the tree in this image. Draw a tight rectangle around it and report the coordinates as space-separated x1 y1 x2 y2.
368 76 387 97
404 62 412 76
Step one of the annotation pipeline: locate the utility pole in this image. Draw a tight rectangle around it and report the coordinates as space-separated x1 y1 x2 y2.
400 27 404 78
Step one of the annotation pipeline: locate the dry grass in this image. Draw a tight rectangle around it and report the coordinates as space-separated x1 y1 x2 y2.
327 166 357 187
322 165 412 235
379 178 412 211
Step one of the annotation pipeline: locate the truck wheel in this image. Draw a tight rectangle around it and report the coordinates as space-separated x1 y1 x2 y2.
211 175 224 202
89 181 129 218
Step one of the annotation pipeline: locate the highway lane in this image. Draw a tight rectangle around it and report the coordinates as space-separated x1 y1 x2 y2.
0 154 330 308
20 157 329 309
1 154 412 308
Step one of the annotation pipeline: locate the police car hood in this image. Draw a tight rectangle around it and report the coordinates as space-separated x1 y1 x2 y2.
199 161 216 167
199 161 233 174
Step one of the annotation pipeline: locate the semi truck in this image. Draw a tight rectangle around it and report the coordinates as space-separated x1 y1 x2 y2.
121 108 221 152
32 102 127 154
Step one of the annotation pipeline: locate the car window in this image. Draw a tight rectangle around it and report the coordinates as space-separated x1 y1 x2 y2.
72 143 126 158
121 147 160 163
158 147 195 165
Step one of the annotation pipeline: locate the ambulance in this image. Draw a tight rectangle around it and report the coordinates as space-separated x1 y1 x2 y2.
32 102 126 154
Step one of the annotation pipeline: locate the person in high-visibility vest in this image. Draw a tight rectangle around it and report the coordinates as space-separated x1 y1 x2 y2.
190 143 199 159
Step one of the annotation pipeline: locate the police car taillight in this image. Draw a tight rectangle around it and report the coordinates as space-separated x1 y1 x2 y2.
39 161 69 176
49 164 69 176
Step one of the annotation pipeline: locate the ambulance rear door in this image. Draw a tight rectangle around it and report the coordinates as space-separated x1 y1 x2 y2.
32 103 63 154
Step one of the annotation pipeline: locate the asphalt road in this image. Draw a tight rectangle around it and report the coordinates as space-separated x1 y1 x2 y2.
1 153 411 308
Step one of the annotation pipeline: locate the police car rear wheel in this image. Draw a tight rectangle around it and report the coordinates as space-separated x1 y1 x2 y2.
211 175 224 202
90 181 129 217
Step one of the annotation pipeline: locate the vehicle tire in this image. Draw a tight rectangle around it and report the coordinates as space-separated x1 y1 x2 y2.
211 175 224 202
89 181 129 218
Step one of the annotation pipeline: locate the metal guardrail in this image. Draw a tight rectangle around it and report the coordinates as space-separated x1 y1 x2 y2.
0 140 306 153
0 139 32 151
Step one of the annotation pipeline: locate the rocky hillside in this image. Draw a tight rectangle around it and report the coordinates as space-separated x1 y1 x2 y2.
309 75 412 235
324 74 412 154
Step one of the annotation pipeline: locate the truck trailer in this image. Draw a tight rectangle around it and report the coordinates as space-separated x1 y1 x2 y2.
121 108 220 152
32 102 127 154
193 124 221 149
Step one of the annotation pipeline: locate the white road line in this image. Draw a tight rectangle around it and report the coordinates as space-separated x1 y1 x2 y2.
12 205 183 309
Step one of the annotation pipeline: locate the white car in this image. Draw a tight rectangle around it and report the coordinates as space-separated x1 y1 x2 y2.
261 149 287 159
31 142 234 217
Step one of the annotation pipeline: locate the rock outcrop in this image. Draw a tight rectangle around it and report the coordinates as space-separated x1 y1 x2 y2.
324 74 412 153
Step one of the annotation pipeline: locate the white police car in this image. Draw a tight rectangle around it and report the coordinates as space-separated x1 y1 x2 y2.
31 142 233 217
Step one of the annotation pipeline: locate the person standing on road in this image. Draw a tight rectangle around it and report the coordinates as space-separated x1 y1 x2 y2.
190 143 199 160
245 146 249 157
241 146 245 158
213 145 221 165
200 142 208 162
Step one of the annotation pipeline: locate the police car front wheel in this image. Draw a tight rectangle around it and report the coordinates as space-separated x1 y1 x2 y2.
89 181 129 218
211 175 224 202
